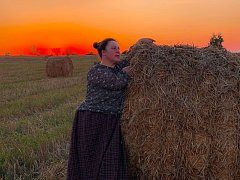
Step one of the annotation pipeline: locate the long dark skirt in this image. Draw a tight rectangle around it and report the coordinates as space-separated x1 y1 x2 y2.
67 110 129 180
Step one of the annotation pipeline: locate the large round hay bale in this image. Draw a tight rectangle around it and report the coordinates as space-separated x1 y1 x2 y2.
46 56 73 77
121 42 240 179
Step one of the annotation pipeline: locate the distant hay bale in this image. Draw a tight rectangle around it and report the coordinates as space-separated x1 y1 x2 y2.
46 56 73 77
121 42 240 179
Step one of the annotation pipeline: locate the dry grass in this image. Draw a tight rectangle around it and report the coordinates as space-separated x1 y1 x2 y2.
37 160 67 180
0 55 97 179
121 42 240 179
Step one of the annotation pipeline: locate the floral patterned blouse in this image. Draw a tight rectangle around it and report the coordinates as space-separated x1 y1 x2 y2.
77 59 129 114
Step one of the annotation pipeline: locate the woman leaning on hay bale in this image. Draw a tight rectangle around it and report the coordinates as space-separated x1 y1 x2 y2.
67 37 154 179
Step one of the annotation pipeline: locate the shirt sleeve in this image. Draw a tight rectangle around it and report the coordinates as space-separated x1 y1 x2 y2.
88 66 129 90
115 58 129 70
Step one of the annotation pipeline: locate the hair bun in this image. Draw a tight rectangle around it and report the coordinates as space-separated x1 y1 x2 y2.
93 42 99 49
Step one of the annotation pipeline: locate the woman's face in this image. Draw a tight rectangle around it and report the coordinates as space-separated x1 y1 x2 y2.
102 41 121 64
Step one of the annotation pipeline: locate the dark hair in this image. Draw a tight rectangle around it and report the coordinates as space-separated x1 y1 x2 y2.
93 38 116 58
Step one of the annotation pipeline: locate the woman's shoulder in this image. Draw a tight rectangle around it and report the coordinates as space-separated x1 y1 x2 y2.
87 62 111 77
88 62 103 71
90 62 109 71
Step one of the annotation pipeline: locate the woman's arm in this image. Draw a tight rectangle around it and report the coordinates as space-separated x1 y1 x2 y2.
88 67 129 91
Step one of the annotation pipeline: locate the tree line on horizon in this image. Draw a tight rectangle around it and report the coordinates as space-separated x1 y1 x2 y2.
2 33 230 56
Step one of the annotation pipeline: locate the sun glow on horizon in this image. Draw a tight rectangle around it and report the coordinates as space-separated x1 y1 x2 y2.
0 0 239 55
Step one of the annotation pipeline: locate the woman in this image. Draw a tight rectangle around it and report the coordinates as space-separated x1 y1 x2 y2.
67 38 130 180
67 37 154 180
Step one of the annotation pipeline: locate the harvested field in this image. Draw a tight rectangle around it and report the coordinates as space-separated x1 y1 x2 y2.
0 55 97 179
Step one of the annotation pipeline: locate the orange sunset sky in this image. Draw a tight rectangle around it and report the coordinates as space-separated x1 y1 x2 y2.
0 0 240 55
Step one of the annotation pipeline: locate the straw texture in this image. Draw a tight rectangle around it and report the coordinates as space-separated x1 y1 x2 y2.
121 42 240 179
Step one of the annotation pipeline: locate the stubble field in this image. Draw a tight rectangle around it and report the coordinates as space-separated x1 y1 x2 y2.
0 55 97 179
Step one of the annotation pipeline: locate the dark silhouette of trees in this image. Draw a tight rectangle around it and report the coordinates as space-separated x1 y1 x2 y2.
209 33 224 48
51 48 61 56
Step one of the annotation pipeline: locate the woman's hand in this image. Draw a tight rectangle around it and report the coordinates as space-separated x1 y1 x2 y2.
129 38 156 52
136 38 155 44
122 66 131 74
